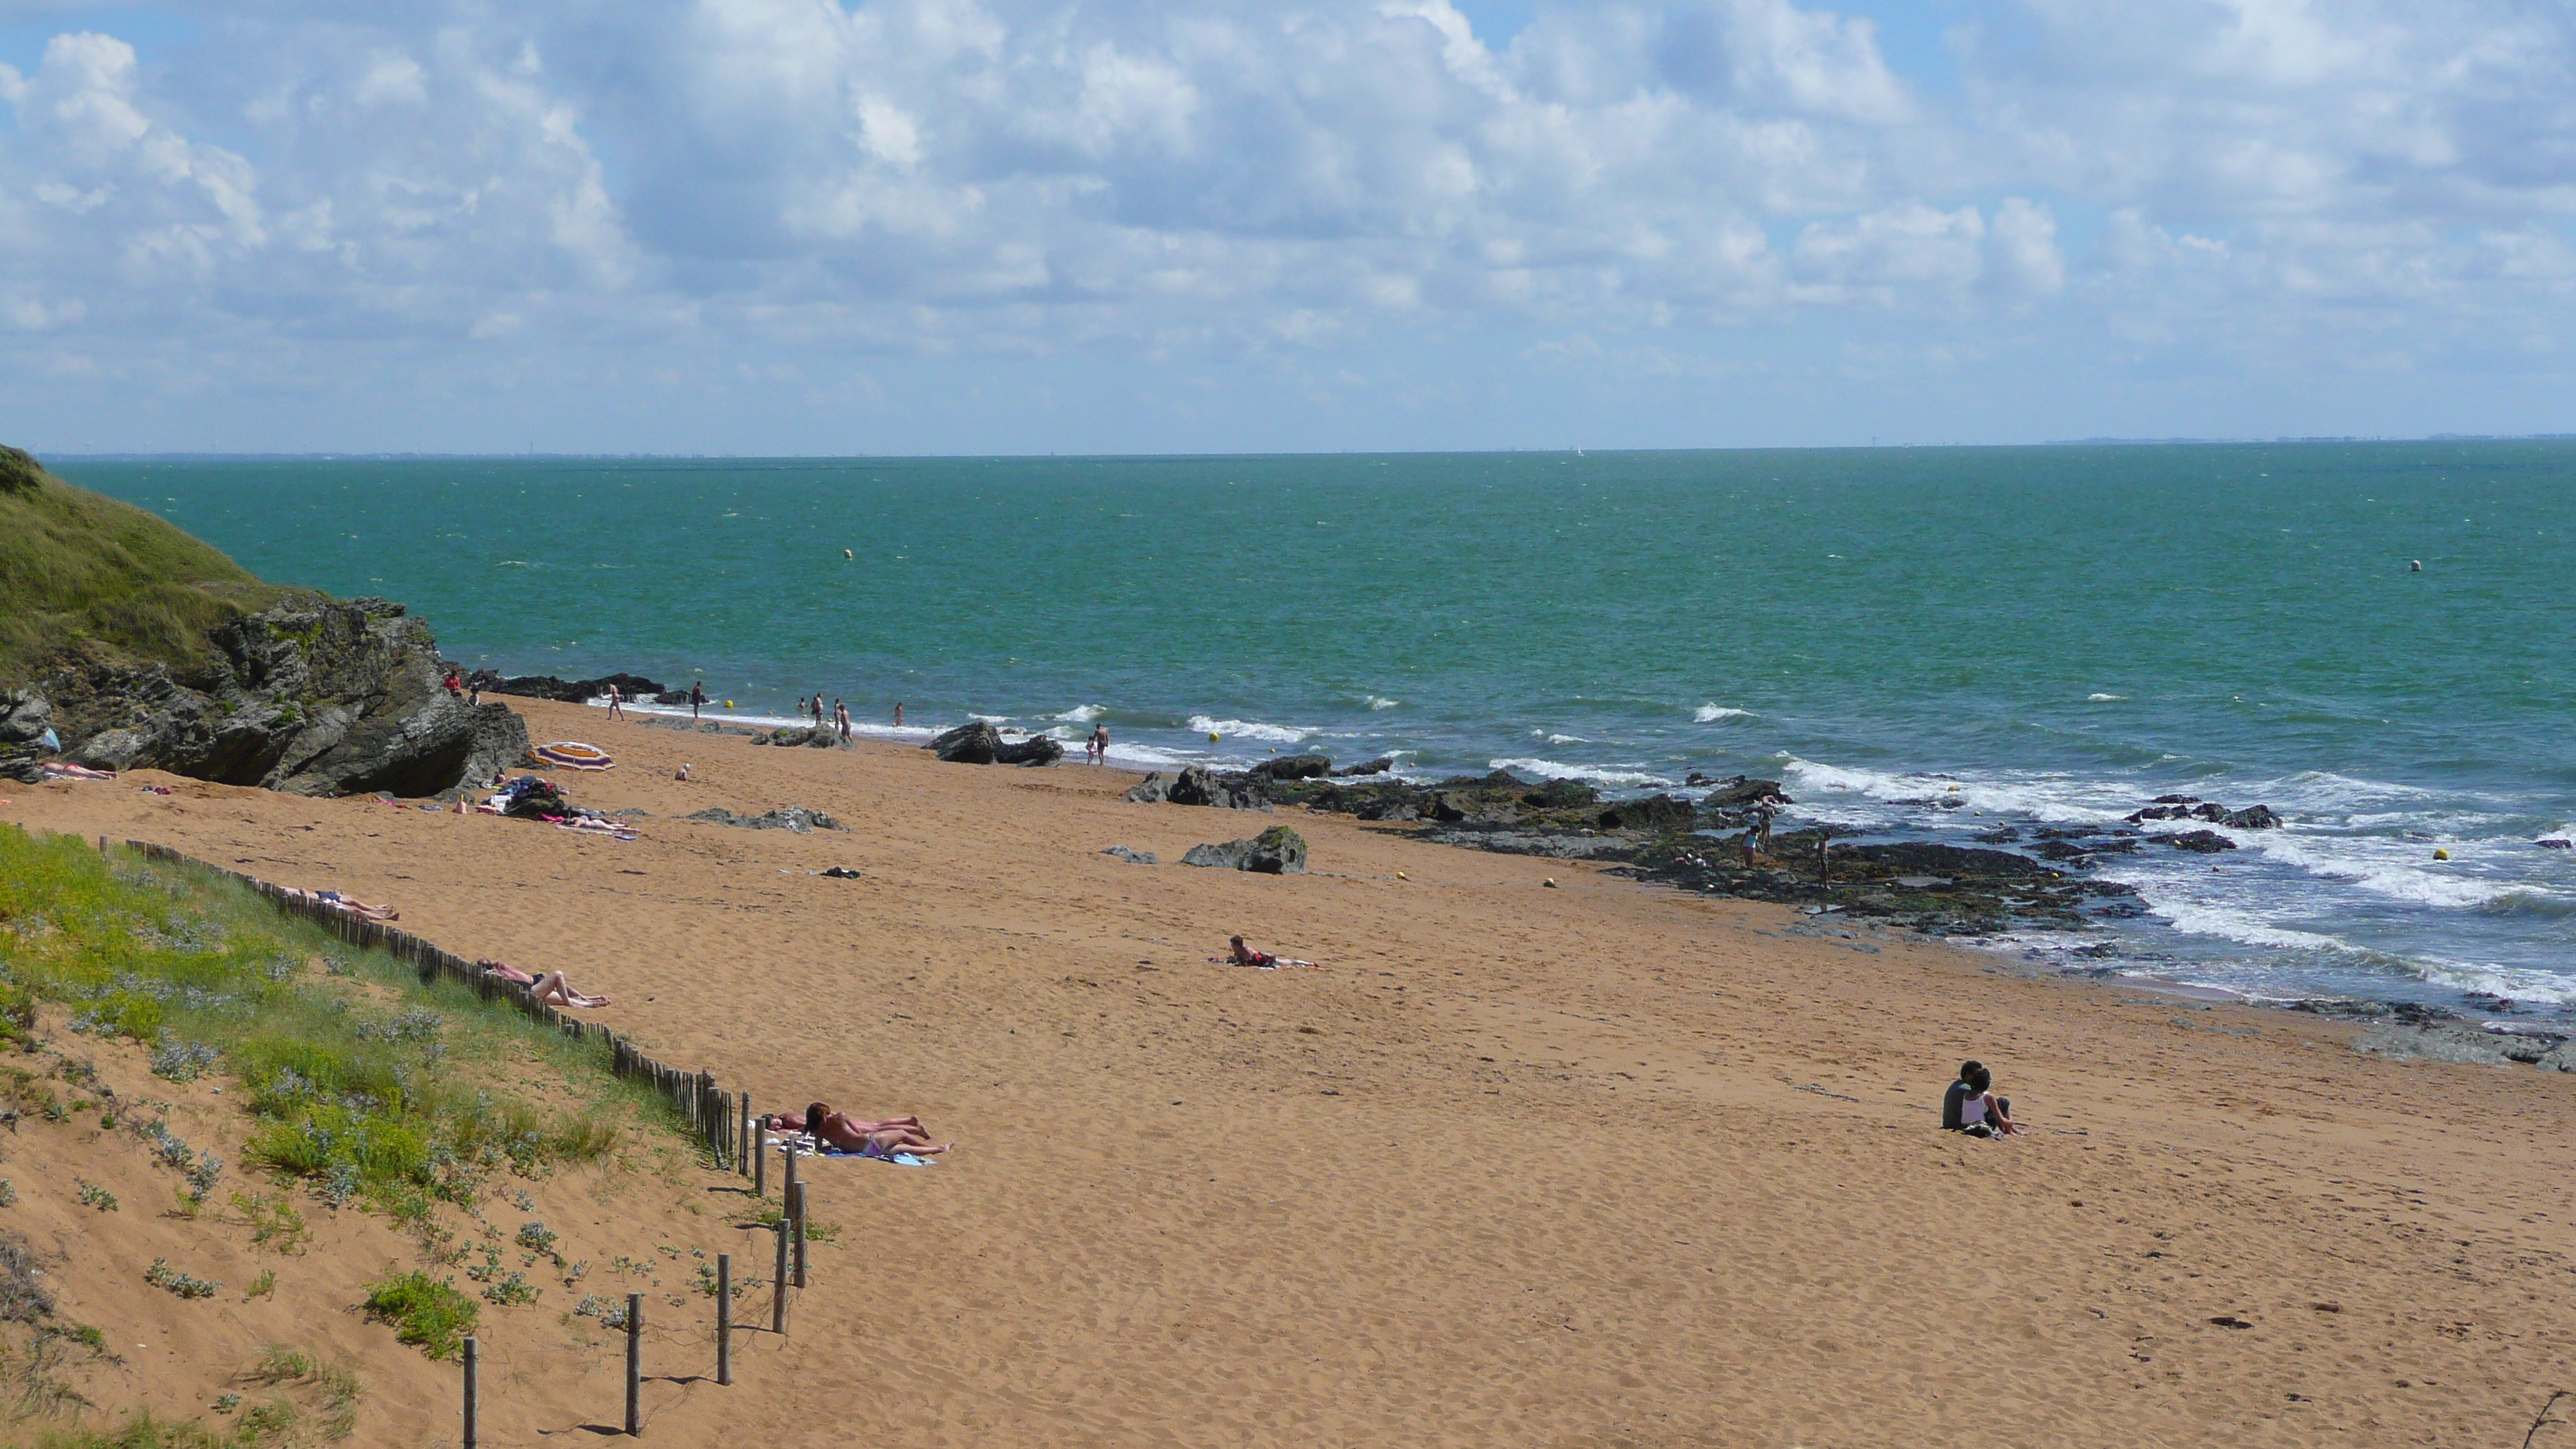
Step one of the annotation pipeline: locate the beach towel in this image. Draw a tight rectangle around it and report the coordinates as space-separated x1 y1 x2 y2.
534 741 615 771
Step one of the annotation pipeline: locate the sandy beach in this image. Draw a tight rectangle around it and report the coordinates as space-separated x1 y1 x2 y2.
6 696 2572 1447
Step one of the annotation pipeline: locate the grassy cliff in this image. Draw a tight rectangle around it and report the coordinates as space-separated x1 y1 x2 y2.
0 447 299 685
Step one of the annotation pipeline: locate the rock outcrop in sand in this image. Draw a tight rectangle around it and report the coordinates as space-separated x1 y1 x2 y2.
38 597 527 797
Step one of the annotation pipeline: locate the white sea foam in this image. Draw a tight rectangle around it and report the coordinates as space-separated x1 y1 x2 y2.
1488 757 1676 789
1187 714 1310 743
2086 693 2123 701
2409 957 2576 1006
1545 733 1591 745
1364 696 1401 711
969 713 1010 724
1053 704 1105 722
2115 886 2352 952
2250 834 2517 909
1778 755 2132 822
1693 703 1752 722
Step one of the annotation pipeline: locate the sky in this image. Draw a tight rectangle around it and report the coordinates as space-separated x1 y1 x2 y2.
0 0 2571 455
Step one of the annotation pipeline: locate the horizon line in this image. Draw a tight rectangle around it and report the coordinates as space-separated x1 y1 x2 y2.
34 433 2576 463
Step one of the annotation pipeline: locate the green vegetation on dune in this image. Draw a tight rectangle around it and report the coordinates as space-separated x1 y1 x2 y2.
0 447 299 684
0 826 663 1225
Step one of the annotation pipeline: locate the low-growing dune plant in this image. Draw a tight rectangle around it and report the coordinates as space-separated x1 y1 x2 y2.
359 1273 476 1359
0 828 670 1221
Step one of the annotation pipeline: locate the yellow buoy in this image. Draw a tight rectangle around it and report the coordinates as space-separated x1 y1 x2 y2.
2434 848 2451 861
725 700 735 707
1208 731 1221 744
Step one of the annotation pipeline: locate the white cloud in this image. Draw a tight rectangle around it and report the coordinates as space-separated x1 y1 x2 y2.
0 0 2568 449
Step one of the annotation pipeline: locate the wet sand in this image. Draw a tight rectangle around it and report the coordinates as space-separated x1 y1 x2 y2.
7 696 2573 1447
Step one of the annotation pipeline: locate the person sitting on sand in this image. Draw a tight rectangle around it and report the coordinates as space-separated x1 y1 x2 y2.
476 960 611 1008
769 1103 952 1159
1946 1062 2020 1138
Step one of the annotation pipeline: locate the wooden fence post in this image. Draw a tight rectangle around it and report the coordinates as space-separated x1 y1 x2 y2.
715 1254 731 1386
772 1225 790 1336
792 1182 808 1290
463 1335 478 1449
753 1108 768 1199
625 1293 644 1436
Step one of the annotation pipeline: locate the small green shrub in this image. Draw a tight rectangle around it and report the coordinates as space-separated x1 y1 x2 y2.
361 1272 477 1359
144 1258 219 1300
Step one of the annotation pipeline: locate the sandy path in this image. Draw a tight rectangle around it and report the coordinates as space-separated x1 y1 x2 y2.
8 697 2574 1447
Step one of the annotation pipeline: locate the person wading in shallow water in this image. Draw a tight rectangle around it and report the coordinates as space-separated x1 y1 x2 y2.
893 702 904 728
690 681 705 720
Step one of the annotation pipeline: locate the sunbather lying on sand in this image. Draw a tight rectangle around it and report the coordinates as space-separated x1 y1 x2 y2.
283 888 398 921
766 1103 952 1158
42 761 114 781
1216 935 1319 969
475 960 611 1008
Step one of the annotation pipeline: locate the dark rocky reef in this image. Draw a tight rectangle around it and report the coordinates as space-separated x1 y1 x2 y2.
465 669 668 704
1126 765 1270 810
2126 797 2280 830
686 806 844 833
28 598 526 797
752 724 851 749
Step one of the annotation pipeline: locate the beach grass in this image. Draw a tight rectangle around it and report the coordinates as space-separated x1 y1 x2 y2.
0 447 298 683
0 824 677 1225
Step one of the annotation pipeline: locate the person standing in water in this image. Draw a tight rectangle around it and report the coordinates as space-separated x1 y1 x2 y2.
893 702 904 728
690 680 706 720
1088 722 1110 764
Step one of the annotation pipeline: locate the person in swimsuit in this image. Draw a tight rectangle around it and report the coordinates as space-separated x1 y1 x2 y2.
690 681 706 719
477 960 611 1008
772 1102 952 1158
1088 723 1110 764
605 683 625 721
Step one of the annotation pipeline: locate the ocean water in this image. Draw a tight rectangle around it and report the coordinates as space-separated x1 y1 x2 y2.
55 443 2576 1015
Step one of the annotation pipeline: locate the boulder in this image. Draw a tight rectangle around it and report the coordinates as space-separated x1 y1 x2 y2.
995 734 1065 766
2156 830 2239 853
1250 754 1332 782
0 689 48 783
1101 846 1157 865
2540 838 2574 851
1167 765 1269 810
2150 794 2202 805
1125 772 1172 803
2221 805 2283 830
1181 824 1308 874
1332 756 1396 777
762 725 814 747
1699 776 1790 810
2126 805 2194 823
926 721 1002 764
39 597 531 798
1596 793 1694 832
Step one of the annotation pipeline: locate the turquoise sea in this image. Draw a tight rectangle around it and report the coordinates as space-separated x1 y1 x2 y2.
54 443 2576 1014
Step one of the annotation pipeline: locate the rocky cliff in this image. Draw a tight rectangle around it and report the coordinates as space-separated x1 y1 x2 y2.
0 450 526 796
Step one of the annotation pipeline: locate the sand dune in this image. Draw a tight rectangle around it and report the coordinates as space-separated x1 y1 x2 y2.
7 696 2573 1447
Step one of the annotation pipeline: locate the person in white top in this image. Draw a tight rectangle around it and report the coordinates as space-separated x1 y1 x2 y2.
1952 1063 2020 1137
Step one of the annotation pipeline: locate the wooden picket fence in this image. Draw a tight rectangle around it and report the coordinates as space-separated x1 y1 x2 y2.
119 838 742 1172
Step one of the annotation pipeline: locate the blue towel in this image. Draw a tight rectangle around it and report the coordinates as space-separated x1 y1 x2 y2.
816 1146 937 1166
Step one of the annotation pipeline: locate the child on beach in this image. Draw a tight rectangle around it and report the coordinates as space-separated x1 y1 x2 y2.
606 683 625 721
